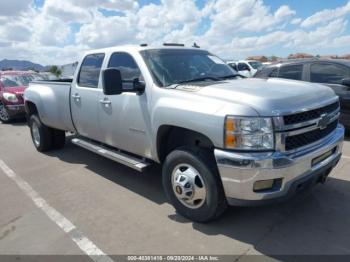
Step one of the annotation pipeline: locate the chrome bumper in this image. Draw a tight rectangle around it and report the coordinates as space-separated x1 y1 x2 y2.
214 125 344 204
6 104 25 111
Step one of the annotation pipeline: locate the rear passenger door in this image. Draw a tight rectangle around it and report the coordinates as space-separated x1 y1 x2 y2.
308 62 350 116
71 53 104 141
308 62 350 91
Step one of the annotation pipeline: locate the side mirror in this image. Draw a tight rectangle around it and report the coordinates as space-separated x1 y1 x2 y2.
102 68 123 95
342 78 350 87
133 78 146 94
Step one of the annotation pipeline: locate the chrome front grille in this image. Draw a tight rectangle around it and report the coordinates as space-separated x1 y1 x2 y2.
285 120 338 151
275 99 340 152
283 101 339 126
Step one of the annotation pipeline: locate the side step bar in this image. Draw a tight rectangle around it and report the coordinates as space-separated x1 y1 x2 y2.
71 138 151 172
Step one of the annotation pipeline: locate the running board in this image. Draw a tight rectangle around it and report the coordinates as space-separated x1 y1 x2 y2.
71 138 151 172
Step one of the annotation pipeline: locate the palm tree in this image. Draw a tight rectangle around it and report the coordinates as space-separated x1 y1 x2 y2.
49 65 62 78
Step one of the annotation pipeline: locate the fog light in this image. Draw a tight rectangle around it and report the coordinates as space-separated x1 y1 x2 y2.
253 178 283 192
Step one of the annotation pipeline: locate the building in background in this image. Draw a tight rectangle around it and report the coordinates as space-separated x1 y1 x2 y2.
288 53 314 59
246 55 268 62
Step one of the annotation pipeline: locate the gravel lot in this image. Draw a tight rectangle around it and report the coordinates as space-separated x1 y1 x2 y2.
0 120 350 260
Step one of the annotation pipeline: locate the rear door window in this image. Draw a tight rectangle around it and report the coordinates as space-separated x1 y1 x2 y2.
278 64 303 80
269 68 278 77
78 53 105 88
310 63 350 84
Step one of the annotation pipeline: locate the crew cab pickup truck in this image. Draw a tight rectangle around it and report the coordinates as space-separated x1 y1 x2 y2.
24 45 344 222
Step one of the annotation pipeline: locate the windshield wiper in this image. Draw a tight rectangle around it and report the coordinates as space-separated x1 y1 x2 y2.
218 74 245 79
176 76 221 84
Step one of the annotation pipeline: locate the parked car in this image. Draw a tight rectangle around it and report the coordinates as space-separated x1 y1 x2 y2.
227 60 264 77
24 45 344 222
38 72 59 81
255 59 350 130
0 71 34 123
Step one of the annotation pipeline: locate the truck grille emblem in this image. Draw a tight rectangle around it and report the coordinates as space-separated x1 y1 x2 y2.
318 113 331 130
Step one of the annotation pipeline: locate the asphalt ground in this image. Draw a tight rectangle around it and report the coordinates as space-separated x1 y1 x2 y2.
0 120 350 261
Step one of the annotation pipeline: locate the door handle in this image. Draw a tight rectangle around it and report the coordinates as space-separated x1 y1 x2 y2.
72 94 81 99
99 99 111 106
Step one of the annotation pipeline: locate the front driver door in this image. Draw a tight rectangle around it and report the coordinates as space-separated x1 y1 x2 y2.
71 53 104 141
98 52 152 158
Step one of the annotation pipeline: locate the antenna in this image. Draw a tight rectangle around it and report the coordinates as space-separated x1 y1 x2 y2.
192 42 200 48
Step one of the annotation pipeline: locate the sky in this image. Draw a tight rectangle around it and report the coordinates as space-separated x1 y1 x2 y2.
0 0 350 65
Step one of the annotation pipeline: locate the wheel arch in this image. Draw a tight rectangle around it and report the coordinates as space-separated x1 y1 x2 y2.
156 125 215 163
24 101 39 123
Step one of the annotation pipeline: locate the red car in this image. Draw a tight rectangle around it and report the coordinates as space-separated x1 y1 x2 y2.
0 71 36 123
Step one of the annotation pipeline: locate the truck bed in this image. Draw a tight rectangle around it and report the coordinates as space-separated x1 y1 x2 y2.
25 80 75 132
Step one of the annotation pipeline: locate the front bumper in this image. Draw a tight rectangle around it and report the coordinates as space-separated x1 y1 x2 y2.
214 125 344 205
5 104 25 118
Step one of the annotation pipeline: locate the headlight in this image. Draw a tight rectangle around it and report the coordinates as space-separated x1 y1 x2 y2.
225 116 274 150
3 92 19 103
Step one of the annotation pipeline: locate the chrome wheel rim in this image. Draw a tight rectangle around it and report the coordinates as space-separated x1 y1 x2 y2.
0 103 9 121
171 164 207 209
31 122 40 147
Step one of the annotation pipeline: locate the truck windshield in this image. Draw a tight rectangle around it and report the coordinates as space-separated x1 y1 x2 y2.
141 49 237 87
248 61 263 70
0 75 28 88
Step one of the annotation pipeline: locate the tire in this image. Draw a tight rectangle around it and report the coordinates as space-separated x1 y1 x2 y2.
52 129 66 149
29 114 53 152
345 128 350 138
0 102 11 123
162 146 227 222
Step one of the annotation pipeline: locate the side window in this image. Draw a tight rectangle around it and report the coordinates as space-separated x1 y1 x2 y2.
310 63 350 84
238 63 249 71
78 53 105 88
278 64 303 80
228 63 237 71
108 52 142 90
269 68 278 77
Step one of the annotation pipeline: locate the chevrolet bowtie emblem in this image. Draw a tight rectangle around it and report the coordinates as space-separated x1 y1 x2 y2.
318 113 331 129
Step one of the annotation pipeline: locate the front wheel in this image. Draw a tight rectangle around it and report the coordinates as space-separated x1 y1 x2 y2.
0 103 11 123
162 147 227 222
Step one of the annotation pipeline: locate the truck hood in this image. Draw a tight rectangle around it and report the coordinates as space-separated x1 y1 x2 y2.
194 78 337 116
4 86 26 95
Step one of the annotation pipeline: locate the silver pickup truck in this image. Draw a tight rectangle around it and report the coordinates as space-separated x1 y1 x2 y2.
24 45 344 222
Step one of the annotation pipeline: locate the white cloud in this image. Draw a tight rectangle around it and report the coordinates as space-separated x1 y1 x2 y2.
332 35 350 46
43 0 92 23
136 0 202 43
291 18 302 25
76 12 137 48
69 0 139 11
206 18 350 59
288 18 348 48
0 0 33 17
34 15 71 46
301 1 350 27
205 0 295 40
0 0 350 65
0 23 31 42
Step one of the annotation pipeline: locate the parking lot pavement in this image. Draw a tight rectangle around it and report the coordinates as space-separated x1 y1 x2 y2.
0 121 350 259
